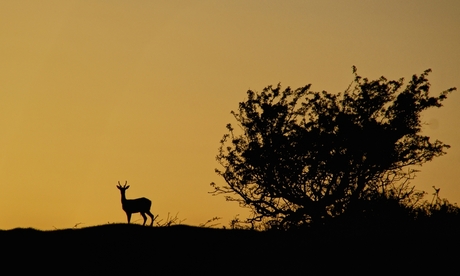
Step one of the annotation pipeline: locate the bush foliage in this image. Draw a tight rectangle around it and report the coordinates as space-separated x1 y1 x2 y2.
212 67 457 229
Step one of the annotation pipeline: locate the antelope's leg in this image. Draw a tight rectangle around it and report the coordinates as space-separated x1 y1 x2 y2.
140 212 147 226
146 211 154 226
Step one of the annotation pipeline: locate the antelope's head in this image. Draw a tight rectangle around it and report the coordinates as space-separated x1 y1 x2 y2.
117 181 130 192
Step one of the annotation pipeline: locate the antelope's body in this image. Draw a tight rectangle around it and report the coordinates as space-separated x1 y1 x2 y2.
117 181 154 226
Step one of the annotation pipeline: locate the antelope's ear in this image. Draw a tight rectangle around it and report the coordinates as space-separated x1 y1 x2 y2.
126 185 130 189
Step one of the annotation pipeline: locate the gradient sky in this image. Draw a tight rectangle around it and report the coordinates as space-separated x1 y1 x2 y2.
0 0 459 230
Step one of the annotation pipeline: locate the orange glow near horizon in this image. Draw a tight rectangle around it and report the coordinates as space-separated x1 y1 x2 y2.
0 1 459 230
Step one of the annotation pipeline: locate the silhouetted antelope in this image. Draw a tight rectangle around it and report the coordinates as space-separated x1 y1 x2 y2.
116 181 154 226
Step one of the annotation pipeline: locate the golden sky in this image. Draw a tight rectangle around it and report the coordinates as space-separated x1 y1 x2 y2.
0 1 459 230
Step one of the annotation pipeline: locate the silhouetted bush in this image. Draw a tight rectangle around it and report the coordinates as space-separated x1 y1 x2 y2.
211 67 457 229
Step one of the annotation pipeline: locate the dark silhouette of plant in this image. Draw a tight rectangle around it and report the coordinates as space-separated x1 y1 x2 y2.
227 214 266 230
211 67 456 229
117 181 155 226
154 212 185 227
420 186 459 220
198 216 222 228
